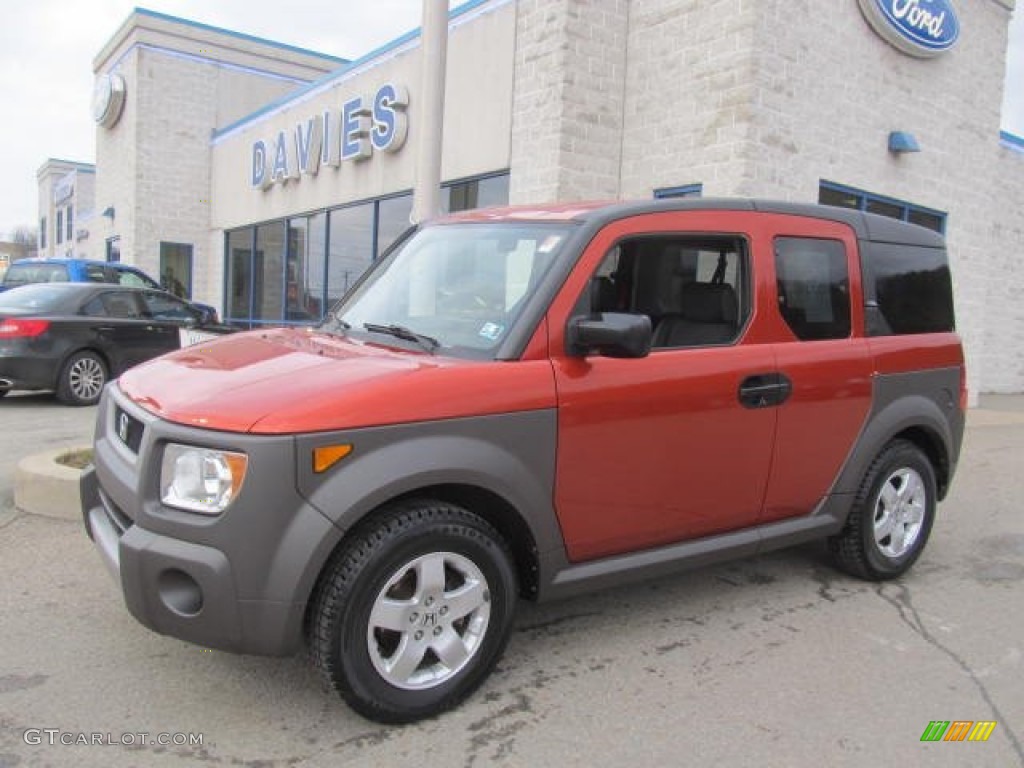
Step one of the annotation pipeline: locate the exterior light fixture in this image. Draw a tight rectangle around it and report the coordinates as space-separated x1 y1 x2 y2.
888 131 921 153
102 206 115 219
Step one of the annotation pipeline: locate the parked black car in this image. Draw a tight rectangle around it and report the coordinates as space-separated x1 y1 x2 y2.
0 283 232 405
0 257 218 319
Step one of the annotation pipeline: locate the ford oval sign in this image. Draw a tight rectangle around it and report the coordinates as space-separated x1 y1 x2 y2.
857 0 960 58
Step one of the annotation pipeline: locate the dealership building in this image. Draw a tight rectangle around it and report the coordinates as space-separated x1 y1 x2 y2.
42 0 1023 396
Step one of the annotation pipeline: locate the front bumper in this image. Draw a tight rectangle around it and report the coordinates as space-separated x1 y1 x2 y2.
81 386 344 656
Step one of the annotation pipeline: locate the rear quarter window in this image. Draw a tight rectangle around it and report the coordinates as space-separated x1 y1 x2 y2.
861 243 955 335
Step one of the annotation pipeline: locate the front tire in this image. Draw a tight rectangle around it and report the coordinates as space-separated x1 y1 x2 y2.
308 500 518 723
56 351 107 406
829 439 937 580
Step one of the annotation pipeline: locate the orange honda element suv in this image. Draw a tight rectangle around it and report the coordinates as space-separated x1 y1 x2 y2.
83 200 965 722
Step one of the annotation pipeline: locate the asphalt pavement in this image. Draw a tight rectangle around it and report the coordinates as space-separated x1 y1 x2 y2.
0 391 1022 767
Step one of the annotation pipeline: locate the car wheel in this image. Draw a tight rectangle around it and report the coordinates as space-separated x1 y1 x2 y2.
308 499 517 723
829 439 936 580
57 351 108 406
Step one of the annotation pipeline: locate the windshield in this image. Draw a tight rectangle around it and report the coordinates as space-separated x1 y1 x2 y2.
328 222 573 358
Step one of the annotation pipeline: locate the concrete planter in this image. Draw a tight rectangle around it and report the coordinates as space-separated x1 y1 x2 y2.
14 447 89 521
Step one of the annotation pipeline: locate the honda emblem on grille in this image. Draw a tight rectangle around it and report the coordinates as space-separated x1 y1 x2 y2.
118 412 130 443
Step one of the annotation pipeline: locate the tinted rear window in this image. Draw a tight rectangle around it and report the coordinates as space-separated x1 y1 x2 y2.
861 243 955 336
2 263 70 286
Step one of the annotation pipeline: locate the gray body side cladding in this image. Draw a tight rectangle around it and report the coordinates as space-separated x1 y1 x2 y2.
535 367 964 601
831 368 962 498
84 368 962 652
294 410 561 555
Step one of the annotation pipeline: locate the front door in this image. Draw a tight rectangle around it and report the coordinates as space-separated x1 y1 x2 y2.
548 213 781 563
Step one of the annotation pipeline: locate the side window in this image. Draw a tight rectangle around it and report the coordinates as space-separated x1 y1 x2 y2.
47 266 70 283
91 291 143 319
141 291 198 323
118 270 153 289
587 236 748 348
84 265 108 283
774 237 850 341
81 297 106 317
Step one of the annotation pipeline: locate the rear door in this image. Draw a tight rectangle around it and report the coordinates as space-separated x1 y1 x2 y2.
757 216 874 523
548 212 782 563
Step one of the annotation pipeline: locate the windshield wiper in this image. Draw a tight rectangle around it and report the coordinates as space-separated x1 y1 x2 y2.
363 322 440 353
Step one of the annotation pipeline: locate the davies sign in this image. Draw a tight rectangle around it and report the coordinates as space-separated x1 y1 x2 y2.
857 0 960 58
251 83 408 190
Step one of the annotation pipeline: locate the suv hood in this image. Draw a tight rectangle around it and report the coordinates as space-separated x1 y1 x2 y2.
117 327 554 433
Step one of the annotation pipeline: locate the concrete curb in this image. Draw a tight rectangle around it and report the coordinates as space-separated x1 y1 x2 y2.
14 447 88 521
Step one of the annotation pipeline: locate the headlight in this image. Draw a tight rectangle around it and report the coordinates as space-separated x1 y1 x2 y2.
160 444 248 515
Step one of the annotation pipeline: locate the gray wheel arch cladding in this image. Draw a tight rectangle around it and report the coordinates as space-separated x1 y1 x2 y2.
294 410 561 594
831 370 962 502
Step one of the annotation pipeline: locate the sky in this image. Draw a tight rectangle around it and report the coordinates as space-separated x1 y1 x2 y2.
0 0 1021 238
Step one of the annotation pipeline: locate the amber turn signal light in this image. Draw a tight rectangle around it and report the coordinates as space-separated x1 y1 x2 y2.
312 444 353 474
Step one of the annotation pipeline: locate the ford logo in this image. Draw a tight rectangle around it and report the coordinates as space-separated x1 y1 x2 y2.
858 0 961 58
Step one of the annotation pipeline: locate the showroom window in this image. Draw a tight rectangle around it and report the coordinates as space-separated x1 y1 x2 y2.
819 181 946 233
442 173 510 213
224 173 509 328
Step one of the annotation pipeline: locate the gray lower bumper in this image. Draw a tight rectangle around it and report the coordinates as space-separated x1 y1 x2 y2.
80 465 308 656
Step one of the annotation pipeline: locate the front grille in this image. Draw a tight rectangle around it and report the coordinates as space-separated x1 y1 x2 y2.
98 487 134 531
113 405 144 454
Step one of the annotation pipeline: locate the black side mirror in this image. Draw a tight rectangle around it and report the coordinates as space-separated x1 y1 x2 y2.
567 312 652 359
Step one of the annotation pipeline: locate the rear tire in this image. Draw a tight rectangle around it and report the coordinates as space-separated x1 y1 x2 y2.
829 439 936 580
56 351 107 406
308 500 517 723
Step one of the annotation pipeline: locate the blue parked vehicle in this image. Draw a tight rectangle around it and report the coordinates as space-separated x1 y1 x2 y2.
0 258 217 319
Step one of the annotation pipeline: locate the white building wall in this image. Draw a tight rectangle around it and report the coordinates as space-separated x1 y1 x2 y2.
208 0 517 231
36 161 97 259
739 0 1016 398
985 146 1024 392
90 9 343 302
509 0 630 203
618 0 758 199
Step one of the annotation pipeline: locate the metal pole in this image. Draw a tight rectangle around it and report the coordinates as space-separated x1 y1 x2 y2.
411 0 448 223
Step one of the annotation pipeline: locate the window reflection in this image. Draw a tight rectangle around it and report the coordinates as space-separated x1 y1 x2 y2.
224 173 510 326
254 222 285 322
328 204 374 305
377 194 413 258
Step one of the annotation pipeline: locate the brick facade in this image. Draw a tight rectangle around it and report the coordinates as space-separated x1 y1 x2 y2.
509 0 1023 395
